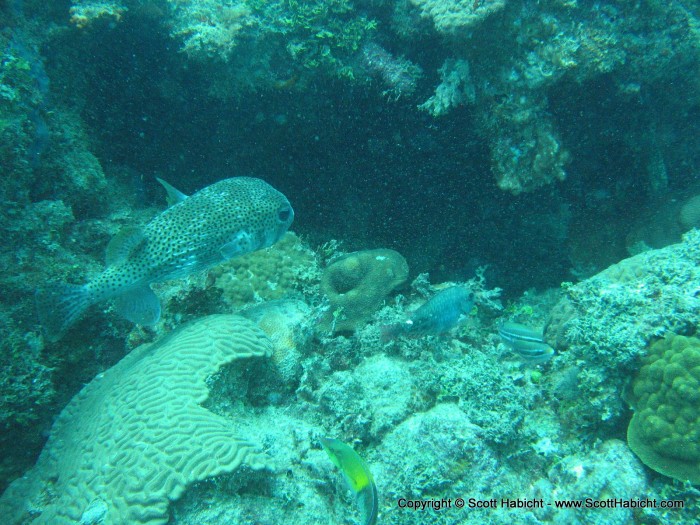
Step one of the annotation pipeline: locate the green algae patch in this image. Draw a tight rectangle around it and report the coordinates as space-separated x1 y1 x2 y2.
627 334 700 484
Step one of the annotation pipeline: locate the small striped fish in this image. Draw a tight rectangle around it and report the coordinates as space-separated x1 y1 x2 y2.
498 321 554 363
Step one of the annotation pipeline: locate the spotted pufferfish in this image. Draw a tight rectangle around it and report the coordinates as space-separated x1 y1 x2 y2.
36 177 294 341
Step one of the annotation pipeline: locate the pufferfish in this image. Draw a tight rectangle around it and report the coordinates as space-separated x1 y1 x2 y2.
36 177 294 341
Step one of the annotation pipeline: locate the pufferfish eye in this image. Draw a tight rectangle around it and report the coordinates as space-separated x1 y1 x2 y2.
278 206 292 222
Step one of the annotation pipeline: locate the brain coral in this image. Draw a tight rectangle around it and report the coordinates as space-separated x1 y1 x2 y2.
320 248 409 332
627 333 700 484
0 315 272 524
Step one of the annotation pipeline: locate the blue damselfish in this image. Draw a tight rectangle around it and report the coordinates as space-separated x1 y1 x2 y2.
381 286 474 341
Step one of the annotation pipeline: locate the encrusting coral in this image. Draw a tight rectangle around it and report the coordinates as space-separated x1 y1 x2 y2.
0 315 272 524
319 248 409 332
240 299 314 384
543 229 700 433
211 232 318 308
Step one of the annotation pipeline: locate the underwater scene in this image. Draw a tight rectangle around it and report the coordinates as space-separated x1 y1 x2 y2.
1 0 699 524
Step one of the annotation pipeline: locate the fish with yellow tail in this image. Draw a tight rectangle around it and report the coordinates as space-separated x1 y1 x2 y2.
36 177 294 341
321 437 378 525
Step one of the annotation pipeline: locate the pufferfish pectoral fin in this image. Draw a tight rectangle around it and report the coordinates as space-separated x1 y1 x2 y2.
114 285 161 326
220 231 256 260
106 227 146 266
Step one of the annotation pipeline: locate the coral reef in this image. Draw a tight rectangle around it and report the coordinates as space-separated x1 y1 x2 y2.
211 232 319 309
0 315 273 524
0 314 54 486
409 0 507 33
166 0 377 83
544 229 700 434
60 0 699 196
627 334 700 484
1 1 699 524
477 91 569 193
69 0 126 28
526 440 649 525
315 355 416 441
169 0 253 59
404 0 700 192
362 42 422 98
239 299 314 384
419 59 475 117
374 403 499 514
319 248 409 332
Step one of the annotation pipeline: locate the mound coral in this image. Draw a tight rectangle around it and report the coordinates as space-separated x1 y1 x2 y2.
0 315 272 524
211 232 318 308
320 248 409 332
626 334 700 484
240 299 313 383
410 0 507 33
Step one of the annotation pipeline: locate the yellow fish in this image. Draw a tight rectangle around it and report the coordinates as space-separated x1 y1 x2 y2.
321 437 378 525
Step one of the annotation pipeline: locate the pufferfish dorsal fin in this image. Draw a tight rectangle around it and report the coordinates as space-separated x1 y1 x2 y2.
106 227 147 266
156 177 189 207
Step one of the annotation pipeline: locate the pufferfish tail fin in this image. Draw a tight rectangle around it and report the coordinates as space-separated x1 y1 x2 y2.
35 283 93 342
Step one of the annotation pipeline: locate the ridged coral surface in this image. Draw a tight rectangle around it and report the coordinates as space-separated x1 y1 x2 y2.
0 314 272 524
